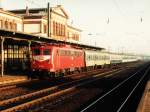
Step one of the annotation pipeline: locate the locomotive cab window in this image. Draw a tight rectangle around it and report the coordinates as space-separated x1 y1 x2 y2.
33 49 40 55
44 49 51 55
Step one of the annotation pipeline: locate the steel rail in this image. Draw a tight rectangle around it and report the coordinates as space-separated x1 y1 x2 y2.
0 68 118 106
0 69 124 112
117 66 150 112
0 68 109 92
80 63 149 112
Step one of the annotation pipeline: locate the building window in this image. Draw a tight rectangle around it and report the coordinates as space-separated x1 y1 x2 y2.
10 22 13 30
58 23 60 36
13 23 17 31
53 21 56 35
63 25 65 36
60 24 62 36
56 22 58 36
5 21 8 29
0 20 2 28
67 32 69 39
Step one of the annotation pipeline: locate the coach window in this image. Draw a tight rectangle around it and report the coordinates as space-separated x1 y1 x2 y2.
44 49 50 55
94 55 96 60
89 55 90 60
65 50 67 56
77 52 79 57
89 55 91 60
63 50 66 56
67 50 70 56
105 55 107 60
95 56 98 60
60 50 63 56
56 50 59 56
99 56 101 60
70 51 73 56
68 51 71 56
86 55 88 60
61 50 65 56
65 50 68 56
74 51 77 57
93 55 95 60
106 56 110 60
101 56 103 60
77 52 80 57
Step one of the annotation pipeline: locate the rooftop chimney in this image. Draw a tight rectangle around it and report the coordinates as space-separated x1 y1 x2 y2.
57 5 61 7
26 6 29 16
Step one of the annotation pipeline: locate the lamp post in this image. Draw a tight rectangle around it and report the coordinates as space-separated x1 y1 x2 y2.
47 2 51 37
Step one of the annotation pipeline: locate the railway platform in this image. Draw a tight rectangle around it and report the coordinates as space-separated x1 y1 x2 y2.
0 75 27 85
137 77 150 112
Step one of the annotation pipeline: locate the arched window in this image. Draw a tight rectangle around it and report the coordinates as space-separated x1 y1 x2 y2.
53 21 56 35
10 22 13 30
5 21 8 29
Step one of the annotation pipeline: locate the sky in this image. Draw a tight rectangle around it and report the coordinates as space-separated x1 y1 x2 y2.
1 0 150 55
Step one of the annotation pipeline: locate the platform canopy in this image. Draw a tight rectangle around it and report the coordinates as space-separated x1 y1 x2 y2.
0 29 104 50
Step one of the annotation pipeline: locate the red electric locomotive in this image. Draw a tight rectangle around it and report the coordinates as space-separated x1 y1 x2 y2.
31 44 85 77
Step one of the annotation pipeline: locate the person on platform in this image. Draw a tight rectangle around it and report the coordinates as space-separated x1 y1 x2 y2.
26 53 31 79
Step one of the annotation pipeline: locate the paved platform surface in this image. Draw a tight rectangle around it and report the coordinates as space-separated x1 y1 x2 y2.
0 75 27 85
137 78 150 112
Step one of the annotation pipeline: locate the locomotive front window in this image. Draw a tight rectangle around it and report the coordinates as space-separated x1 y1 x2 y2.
43 49 50 55
33 49 40 55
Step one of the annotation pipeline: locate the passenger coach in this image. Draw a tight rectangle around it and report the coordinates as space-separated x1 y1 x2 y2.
84 50 110 69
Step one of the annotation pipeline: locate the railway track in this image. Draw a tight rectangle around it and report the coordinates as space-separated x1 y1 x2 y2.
0 68 109 90
80 62 150 112
0 67 124 112
31 62 144 112
0 62 143 112
0 62 137 93
0 68 114 101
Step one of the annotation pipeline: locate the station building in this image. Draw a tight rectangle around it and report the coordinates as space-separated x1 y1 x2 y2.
0 8 27 74
10 5 81 42
0 9 23 32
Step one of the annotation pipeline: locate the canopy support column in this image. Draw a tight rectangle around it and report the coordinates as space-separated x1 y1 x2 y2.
1 36 4 77
28 41 31 58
